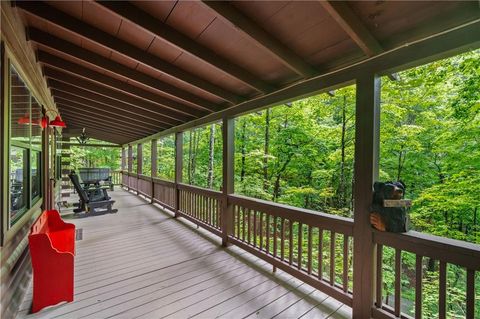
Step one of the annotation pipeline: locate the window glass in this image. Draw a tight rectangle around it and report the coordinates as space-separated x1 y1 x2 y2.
10 66 30 144
31 150 41 201
10 146 28 223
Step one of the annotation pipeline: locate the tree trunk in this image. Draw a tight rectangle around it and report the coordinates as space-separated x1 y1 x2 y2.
272 154 294 202
207 124 215 189
263 108 271 192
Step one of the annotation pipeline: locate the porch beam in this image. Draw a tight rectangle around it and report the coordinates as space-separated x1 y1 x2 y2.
49 83 174 128
202 1 317 78
27 27 221 113
97 1 274 94
17 1 242 104
352 73 380 318
37 51 201 120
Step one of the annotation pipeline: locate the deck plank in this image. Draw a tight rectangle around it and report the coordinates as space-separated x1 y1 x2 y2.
16 189 351 319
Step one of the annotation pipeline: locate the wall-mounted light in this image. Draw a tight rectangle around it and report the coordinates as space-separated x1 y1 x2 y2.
49 115 66 128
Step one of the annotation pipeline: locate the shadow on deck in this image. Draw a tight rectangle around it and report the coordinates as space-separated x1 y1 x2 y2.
17 188 351 319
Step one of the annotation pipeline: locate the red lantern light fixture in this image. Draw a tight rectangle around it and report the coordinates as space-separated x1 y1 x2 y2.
17 113 31 125
39 116 48 129
49 115 66 128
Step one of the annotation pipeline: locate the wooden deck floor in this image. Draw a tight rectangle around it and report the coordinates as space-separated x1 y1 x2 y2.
16 189 352 319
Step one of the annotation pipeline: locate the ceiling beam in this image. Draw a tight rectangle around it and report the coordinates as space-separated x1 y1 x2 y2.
97 1 275 94
57 142 122 148
60 112 145 138
318 1 399 81
202 1 317 78
16 1 242 104
57 108 154 135
43 69 183 126
64 128 129 144
37 51 203 120
53 96 164 131
55 101 161 134
27 28 219 113
49 85 173 128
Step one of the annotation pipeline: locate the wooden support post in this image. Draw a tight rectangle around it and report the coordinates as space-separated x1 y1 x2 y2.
121 147 126 171
41 125 50 211
221 117 234 247
174 132 183 218
352 73 380 318
127 145 132 191
151 139 157 203
137 143 142 195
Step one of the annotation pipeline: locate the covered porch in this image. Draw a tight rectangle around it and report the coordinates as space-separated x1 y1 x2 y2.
17 188 351 319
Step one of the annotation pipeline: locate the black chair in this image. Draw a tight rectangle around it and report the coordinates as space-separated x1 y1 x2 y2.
69 172 117 215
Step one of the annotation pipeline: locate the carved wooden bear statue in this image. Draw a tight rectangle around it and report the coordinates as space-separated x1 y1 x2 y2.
370 181 409 232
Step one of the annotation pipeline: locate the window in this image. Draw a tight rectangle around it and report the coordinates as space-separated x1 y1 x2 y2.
9 65 43 226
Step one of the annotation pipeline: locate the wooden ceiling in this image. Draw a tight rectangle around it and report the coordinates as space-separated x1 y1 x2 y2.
12 0 480 144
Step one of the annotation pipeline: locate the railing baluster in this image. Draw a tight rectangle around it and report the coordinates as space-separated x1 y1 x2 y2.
273 217 278 258
235 206 240 238
415 255 422 319
466 268 475 319
253 210 257 247
318 229 323 279
298 223 303 270
343 235 348 292
259 212 264 250
394 249 402 317
247 209 251 244
330 231 336 285
307 225 312 274
439 261 446 319
280 218 285 261
289 220 293 265
266 214 271 253
376 244 383 308
242 207 246 241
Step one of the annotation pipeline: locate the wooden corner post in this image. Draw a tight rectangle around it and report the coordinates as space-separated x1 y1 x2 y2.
137 143 142 194
151 139 157 203
127 145 132 191
222 117 234 247
174 132 183 218
353 73 380 318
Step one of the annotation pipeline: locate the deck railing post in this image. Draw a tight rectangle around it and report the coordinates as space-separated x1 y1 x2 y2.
137 143 142 195
352 74 380 318
221 117 234 247
174 132 183 218
151 139 157 203
127 145 132 191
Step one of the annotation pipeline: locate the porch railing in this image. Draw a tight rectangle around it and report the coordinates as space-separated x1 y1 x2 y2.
121 171 479 319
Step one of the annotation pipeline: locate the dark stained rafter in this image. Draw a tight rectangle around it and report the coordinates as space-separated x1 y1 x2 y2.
53 96 164 131
64 128 130 144
43 68 184 126
47 81 180 128
319 1 383 56
60 113 145 139
318 1 399 80
59 109 155 137
96 1 275 94
201 1 317 78
27 28 220 113
55 101 161 134
37 51 203 119
15 1 243 105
